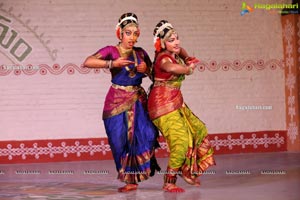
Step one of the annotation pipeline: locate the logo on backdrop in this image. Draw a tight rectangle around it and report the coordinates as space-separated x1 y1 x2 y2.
240 1 299 16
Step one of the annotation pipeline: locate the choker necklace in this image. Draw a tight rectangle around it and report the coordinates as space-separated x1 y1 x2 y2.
117 45 132 57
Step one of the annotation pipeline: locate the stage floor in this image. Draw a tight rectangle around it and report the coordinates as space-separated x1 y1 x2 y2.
0 152 299 200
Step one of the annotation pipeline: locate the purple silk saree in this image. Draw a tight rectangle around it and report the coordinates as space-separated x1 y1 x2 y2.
96 46 158 184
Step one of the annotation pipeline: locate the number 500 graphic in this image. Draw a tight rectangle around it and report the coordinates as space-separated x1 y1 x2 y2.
0 15 32 62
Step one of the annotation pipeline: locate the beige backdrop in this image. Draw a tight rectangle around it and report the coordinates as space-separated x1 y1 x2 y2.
0 0 286 141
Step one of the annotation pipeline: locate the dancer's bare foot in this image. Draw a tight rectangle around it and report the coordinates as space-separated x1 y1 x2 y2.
163 183 185 193
118 184 138 192
193 177 200 186
181 175 201 186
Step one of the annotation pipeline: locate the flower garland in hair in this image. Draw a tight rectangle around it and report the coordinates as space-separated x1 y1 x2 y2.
154 38 162 52
116 26 121 40
153 22 173 52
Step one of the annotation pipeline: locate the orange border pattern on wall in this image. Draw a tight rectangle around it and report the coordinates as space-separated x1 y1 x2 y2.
0 131 287 164
0 59 284 76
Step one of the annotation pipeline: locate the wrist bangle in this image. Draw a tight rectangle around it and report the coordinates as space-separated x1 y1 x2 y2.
108 60 113 69
187 66 193 75
105 60 109 68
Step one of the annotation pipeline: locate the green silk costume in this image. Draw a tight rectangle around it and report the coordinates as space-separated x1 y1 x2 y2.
147 53 215 183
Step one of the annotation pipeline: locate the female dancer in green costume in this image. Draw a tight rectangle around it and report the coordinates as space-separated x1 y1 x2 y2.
147 20 216 192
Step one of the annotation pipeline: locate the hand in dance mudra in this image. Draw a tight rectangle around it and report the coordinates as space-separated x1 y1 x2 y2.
112 57 135 67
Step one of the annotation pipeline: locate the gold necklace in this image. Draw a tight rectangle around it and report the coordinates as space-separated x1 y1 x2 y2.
118 45 133 57
117 45 138 78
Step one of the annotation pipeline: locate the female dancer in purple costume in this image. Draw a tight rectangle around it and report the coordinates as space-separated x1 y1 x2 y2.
83 13 160 192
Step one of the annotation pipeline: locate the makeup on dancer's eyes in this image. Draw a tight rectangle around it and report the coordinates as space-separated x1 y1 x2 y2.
125 31 132 36
133 31 139 37
167 37 174 43
124 31 139 37
167 34 179 43
167 38 176 43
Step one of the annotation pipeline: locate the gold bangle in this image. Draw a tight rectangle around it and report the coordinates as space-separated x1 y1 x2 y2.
187 66 193 75
108 60 113 69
